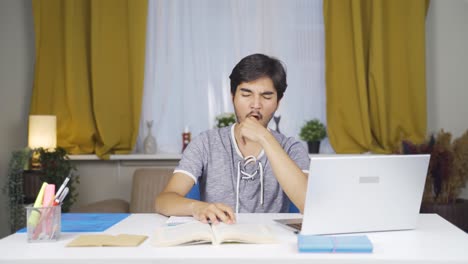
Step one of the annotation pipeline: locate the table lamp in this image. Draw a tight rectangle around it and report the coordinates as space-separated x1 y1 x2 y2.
28 115 57 169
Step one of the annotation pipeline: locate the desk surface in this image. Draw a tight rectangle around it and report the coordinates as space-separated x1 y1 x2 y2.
0 213 467 264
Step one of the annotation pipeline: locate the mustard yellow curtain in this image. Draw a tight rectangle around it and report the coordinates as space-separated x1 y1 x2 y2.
30 0 147 158
324 0 429 153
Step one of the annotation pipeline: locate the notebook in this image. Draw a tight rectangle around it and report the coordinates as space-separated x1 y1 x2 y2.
275 154 430 235
297 234 373 253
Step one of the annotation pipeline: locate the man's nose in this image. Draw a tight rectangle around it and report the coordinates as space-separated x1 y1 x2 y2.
250 95 261 109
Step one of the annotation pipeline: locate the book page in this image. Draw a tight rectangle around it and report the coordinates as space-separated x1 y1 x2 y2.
166 216 198 226
152 221 214 247
211 223 277 245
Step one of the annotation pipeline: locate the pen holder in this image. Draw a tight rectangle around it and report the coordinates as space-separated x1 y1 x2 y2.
26 205 61 242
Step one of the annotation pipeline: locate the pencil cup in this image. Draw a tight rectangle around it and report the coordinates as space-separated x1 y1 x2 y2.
26 205 61 242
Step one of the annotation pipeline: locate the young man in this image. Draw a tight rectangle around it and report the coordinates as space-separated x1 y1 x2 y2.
155 54 310 224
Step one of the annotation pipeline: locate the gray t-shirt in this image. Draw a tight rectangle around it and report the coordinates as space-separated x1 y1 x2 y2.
175 124 310 213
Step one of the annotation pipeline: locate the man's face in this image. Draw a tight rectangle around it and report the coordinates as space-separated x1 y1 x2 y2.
232 77 280 127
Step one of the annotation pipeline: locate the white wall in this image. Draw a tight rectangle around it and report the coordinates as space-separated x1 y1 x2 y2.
0 0 35 238
426 0 468 138
0 0 467 238
426 0 468 198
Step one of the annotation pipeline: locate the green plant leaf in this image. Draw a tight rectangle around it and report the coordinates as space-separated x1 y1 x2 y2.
216 112 236 128
299 119 327 142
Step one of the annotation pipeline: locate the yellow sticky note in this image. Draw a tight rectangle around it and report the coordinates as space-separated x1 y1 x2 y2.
28 182 48 227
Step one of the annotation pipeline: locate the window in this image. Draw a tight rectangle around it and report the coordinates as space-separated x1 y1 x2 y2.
137 0 329 154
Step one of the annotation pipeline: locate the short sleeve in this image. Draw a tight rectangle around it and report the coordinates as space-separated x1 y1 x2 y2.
286 140 311 173
174 133 207 184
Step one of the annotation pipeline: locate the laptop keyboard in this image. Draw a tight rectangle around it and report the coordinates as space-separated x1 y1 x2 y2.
288 223 302 231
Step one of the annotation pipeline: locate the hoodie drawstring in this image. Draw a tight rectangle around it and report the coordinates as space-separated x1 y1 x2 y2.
236 155 264 213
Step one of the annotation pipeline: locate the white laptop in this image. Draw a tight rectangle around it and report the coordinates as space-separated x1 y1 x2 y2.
275 154 430 235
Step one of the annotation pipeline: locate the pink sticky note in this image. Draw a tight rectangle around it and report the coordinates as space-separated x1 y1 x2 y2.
41 184 56 238
42 184 56 207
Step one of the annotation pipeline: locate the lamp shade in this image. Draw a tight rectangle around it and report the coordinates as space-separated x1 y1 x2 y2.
28 115 57 149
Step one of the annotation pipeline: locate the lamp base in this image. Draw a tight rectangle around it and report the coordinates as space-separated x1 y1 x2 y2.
30 151 41 170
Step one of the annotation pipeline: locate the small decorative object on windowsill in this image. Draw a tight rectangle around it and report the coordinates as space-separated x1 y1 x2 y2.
273 115 281 133
397 129 468 232
215 112 236 128
299 119 327 154
182 126 191 152
143 120 157 154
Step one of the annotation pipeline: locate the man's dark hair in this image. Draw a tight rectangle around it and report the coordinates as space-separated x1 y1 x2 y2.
229 53 287 101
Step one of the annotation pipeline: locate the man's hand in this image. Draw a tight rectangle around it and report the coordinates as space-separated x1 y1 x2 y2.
191 202 236 224
237 117 270 145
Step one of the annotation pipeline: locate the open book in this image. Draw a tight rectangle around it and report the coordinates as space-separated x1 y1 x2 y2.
152 221 277 246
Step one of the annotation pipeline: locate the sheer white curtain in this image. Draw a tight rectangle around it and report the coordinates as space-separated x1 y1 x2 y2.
137 0 332 154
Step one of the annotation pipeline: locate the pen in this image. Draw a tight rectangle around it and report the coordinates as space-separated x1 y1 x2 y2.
54 187 69 206
58 187 69 204
55 171 72 199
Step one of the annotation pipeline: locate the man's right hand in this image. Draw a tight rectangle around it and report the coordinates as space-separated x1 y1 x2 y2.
191 202 236 224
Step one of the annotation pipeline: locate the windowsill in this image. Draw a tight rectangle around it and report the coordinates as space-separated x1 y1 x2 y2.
68 153 182 161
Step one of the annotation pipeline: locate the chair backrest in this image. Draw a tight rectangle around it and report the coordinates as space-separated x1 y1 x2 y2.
186 183 201 200
130 168 174 213
129 168 294 213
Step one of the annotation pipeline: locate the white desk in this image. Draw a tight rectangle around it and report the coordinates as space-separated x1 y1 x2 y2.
0 213 467 264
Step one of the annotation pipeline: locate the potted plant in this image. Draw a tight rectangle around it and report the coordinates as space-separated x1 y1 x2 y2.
3 148 31 233
299 119 327 153
3 147 79 233
398 130 468 231
37 147 79 213
215 112 236 128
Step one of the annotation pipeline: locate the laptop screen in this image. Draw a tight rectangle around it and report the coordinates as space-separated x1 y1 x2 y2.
298 154 429 235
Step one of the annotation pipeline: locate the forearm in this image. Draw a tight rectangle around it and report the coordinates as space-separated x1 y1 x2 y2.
261 133 308 213
155 192 208 216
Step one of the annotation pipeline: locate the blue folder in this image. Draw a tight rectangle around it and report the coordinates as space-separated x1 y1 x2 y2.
17 213 130 233
298 234 373 253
